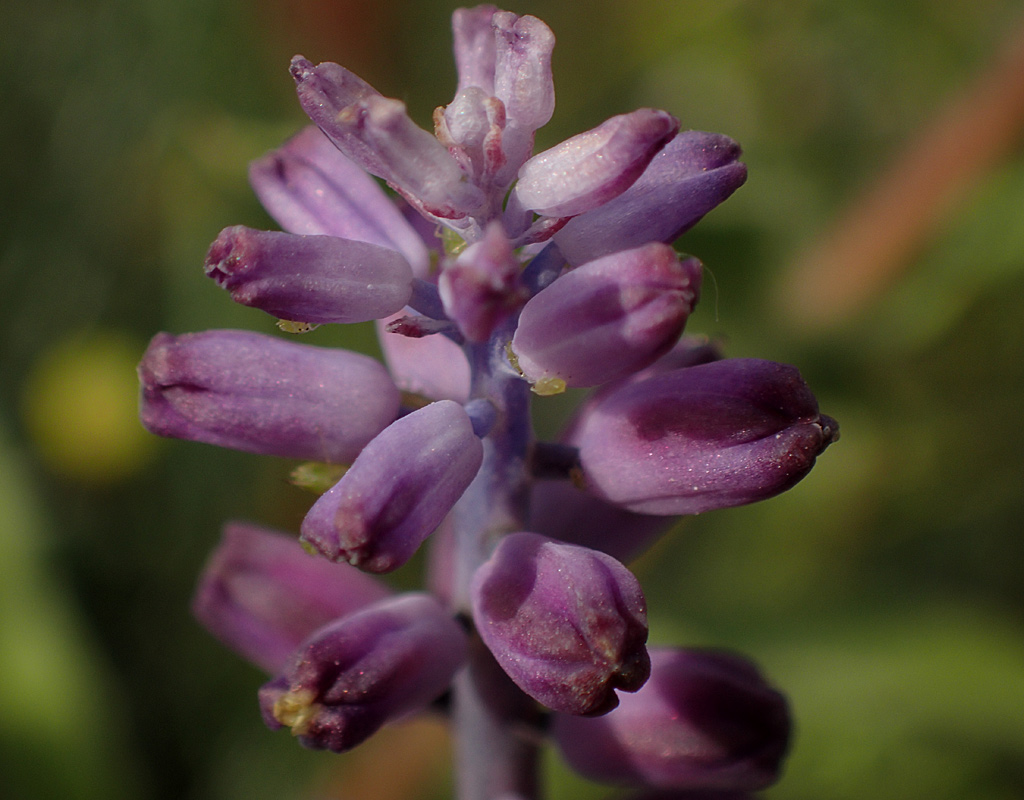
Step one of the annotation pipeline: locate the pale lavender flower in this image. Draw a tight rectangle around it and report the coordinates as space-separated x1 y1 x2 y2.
140 5 838 798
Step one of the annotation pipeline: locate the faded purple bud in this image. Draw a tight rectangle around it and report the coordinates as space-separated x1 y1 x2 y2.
439 222 528 342
530 480 674 564
204 226 413 324
436 87 507 189
192 522 391 674
573 359 839 515
471 532 649 715
452 5 498 94
259 593 467 753
376 315 472 403
514 110 679 218
511 244 701 393
290 57 484 219
301 400 484 572
555 131 747 265
552 647 791 791
248 126 430 275
493 12 555 133
138 330 399 462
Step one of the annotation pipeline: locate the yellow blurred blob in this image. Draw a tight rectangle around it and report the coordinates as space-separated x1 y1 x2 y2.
21 332 155 483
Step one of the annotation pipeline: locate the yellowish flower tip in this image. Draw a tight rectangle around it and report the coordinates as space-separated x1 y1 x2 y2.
277 319 320 334
289 462 349 495
531 377 567 396
399 391 433 411
504 342 524 375
273 688 320 736
300 539 320 558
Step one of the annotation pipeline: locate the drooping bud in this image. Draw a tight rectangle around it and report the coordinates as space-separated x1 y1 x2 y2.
138 330 399 462
301 400 484 572
259 593 467 753
192 522 391 674
555 131 747 265
439 222 528 342
514 110 679 218
471 532 649 715
248 126 430 275
574 359 838 515
552 647 791 791
511 244 701 392
204 226 413 324
290 57 484 219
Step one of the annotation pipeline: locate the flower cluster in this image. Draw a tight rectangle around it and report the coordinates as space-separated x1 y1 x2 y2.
139 6 837 799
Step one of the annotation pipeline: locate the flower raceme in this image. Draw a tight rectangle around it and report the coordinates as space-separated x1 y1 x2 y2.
139 4 837 797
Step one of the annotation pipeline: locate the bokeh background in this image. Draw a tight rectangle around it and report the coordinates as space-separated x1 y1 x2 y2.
3 1 1024 798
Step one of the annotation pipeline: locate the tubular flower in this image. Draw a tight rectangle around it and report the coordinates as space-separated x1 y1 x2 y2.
141 5 838 795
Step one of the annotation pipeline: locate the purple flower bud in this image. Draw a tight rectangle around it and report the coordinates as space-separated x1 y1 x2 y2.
138 330 399 462
511 244 701 392
248 126 430 275
493 12 555 132
552 647 791 791
290 57 484 219
259 593 467 753
204 226 413 324
436 87 507 186
301 400 484 572
573 359 839 515
439 222 528 342
192 522 392 674
530 479 674 564
376 315 472 403
471 532 649 715
514 110 679 219
555 131 748 265
452 5 498 95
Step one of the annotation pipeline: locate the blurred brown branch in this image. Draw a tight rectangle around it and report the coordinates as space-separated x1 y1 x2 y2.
775 13 1024 332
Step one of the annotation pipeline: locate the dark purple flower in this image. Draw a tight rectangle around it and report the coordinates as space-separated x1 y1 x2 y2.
192 521 391 674
259 593 466 753
552 647 791 791
573 358 839 514
138 330 399 462
471 532 649 715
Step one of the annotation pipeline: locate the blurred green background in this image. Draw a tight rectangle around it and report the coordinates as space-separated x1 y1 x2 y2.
3 0 1024 798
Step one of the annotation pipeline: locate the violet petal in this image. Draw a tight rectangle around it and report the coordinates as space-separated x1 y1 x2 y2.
514 109 679 218
511 244 701 391
555 131 747 265
471 532 649 715
138 330 399 462
192 522 391 674
573 359 839 514
248 125 430 276
552 647 791 791
301 400 484 572
259 593 467 753
204 226 413 324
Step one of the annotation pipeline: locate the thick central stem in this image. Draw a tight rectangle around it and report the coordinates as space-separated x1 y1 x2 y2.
449 330 541 800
